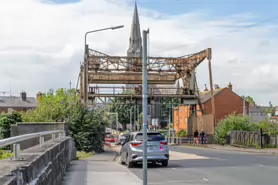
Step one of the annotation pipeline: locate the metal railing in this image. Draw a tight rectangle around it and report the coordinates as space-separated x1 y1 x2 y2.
0 130 65 160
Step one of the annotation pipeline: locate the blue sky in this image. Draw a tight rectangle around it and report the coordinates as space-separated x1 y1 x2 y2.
53 0 278 19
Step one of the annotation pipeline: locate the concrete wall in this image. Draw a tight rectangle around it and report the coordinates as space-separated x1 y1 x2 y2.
11 122 68 150
0 137 76 185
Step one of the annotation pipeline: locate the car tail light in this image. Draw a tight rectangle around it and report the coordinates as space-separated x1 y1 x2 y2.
160 141 168 145
131 141 142 147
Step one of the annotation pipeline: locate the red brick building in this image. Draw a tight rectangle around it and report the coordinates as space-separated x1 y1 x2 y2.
174 83 248 133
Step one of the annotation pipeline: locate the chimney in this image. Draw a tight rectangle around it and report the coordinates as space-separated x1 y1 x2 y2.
214 84 220 89
36 91 43 100
228 82 232 91
204 84 209 91
20 91 27 101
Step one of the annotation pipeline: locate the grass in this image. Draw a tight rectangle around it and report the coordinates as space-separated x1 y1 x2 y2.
0 149 13 160
77 151 95 160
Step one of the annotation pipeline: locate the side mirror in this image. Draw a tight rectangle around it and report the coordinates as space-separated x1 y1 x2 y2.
121 141 125 145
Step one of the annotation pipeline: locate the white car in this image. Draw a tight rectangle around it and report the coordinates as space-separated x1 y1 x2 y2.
120 131 169 168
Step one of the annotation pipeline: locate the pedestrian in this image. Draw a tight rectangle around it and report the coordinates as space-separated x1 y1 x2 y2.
193 130 198 145
200 130 205 145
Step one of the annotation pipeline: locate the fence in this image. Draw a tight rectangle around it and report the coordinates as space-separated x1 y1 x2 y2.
0 130 65 160
230 130 278 148
167 136 208 145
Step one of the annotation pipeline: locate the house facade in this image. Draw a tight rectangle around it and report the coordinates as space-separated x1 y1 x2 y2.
249 106 267 123
174 82 248 133
0 92 38 113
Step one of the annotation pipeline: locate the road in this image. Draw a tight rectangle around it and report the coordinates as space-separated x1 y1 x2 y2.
127 146 278 185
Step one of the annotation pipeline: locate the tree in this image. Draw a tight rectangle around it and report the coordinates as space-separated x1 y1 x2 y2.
160 97 180 118
264 101 275 116
22 88 108 153
108 93 142 130
68 106 107 153
0 111 22 139
241 95 256 106
22 88 79 122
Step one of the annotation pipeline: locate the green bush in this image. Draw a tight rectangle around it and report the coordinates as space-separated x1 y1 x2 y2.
0 111 22 139
0 149 13 160
214 113 257 144
177 129 187 137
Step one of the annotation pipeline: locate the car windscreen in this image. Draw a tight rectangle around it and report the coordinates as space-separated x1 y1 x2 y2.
135 133 165 141
119 134 128 139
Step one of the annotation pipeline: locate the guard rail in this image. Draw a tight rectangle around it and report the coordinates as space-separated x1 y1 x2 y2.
0 130 65 160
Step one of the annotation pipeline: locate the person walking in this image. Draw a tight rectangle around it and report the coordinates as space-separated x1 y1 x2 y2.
200 130 205 145
193 130 199 145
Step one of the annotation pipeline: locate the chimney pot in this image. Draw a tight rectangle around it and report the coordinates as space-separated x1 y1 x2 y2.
20 91 27 101
228 82 233 91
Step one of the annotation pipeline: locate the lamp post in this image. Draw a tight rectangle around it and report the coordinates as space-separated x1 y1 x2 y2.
83 25 124 107
108 112 119 134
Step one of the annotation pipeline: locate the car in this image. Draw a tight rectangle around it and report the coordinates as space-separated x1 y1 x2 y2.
105 134 116 143
120 131 169 168
116 133 129 145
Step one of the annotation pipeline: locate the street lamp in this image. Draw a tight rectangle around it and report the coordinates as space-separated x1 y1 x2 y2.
108 112 119 134
83 25 124 107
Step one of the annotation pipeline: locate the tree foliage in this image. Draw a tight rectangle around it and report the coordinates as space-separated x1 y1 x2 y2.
22 88 108 153
264 101 275 116
241 95 256 106
0 111 22 139
108 93 142 129
161 97 179 117
22 89 79 122
214 113 257 144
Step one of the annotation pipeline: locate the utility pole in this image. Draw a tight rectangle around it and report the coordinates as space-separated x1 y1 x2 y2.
243 97 246 115
142 29 149 185
130 107 133 132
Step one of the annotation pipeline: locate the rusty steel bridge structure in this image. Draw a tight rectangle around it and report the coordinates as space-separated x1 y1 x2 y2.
78 46 215 114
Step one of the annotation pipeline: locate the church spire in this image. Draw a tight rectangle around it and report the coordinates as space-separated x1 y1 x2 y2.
127 2 142 58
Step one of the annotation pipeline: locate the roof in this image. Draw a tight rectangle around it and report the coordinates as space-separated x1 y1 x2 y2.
0 96 37 108
200 88 225 103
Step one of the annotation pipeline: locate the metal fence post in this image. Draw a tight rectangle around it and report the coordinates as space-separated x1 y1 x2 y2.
13 144 20 160
52 133 56 140
40 136 45 147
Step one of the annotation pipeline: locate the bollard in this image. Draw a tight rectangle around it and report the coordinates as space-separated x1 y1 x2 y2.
40 136 45 147
52 133 56 141
13 143 21 160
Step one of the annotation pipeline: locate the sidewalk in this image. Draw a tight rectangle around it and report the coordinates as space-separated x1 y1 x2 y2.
62 147 141 185
181 144 278 155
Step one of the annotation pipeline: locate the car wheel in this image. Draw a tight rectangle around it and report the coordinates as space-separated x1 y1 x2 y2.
161 160 168 167
126 155 133 168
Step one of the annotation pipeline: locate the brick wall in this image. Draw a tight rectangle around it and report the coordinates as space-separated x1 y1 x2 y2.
203 88 249 125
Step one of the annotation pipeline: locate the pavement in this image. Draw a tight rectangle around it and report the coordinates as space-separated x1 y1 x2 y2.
128 145 278 185
62 146 141 185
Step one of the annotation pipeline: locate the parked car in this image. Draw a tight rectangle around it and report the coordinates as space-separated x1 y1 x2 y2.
105 134 116 143
116 133 129 145
120 131 169 168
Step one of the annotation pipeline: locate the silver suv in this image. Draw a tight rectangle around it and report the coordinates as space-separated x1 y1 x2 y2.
120 132 169 168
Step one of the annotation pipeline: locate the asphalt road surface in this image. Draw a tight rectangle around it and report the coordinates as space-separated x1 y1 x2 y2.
127 146 278 185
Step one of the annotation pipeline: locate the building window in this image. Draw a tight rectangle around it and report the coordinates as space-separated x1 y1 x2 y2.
180 118 182 122
179 108 182 112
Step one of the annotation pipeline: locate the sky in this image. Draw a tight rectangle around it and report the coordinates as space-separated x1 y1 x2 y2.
0 0 278 106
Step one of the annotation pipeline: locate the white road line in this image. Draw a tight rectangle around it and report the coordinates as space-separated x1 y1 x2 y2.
202 177 209 181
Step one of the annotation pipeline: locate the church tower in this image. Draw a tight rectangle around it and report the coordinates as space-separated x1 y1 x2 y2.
126 3 142 91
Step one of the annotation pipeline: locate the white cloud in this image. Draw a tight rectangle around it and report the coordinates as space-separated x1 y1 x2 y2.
0 0 278 105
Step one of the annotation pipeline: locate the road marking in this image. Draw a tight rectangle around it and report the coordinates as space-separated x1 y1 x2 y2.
149 180 204 184
202 177 209 181
171 168 177 170
253 164 264 167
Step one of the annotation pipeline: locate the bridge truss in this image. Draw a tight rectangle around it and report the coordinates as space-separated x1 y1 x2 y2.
78 46 215 128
